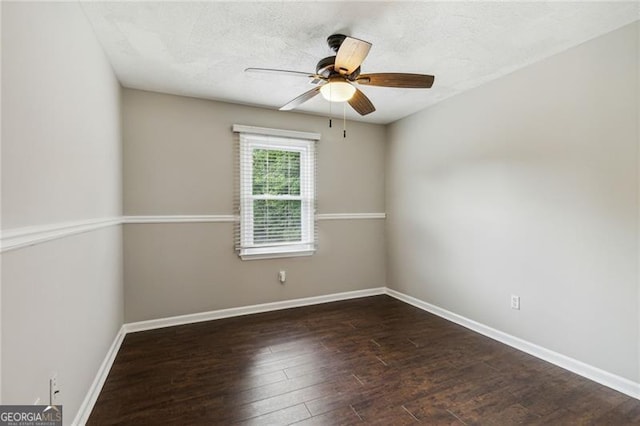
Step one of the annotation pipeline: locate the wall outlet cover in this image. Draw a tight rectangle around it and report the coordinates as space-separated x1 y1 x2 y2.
510 295 520 310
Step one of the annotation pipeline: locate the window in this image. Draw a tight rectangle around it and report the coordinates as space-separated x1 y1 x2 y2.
234 125 318 260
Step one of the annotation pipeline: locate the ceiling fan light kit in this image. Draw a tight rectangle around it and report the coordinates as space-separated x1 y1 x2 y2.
245 33 435 118
320 79 356 102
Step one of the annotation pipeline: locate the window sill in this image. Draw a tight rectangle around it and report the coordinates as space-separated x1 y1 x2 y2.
239 247 315 260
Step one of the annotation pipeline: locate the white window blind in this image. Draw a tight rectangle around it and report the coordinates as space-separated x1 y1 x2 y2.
233 126 318 260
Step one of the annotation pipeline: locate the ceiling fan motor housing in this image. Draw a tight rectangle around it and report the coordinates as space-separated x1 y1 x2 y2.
316 56 361 79
316 56 336 78
327 34 347 52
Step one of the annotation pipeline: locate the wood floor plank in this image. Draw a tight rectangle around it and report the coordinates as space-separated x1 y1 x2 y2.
87 295 640 425
237 403 311 425
290 405 363 425
351 397 418 425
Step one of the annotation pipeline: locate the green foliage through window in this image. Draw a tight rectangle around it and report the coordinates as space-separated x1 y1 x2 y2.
253 149 300 196
253 200 302 243
252 148 302 244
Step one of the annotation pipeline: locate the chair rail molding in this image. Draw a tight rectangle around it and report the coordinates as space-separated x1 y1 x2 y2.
0 214 387 252
123 213 386 224
1 217 122 253
122 215 236 224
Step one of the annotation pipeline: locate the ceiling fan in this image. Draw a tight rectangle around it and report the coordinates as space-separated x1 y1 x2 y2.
245 34 435 116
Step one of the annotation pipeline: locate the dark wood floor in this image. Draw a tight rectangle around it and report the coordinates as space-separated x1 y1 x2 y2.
88 295 640 425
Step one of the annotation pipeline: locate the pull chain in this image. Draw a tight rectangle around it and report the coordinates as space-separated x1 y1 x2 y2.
343 102 346 138
329 90 332 128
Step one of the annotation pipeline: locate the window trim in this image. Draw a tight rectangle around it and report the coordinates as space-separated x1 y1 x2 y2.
235 127 317 260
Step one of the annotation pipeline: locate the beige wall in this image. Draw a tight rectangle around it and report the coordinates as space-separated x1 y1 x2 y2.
387 22 639 381
3 3 635 419
122 89 386 322
1 2 123 422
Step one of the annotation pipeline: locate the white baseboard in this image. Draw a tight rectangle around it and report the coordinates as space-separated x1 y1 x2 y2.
73 288 385 424
73 326 126 426
76 286 640 425
125 287 386 333
385 288 640 400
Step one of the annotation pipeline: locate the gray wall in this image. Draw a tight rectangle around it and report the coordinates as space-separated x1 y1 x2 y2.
1 2 123 422
386 22 639 381
122 89 386 322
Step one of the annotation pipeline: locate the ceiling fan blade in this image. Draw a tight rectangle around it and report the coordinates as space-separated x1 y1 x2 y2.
348 88 376 116
245 68 319 79
279 86 322 111
335 37 372 76
356 73 435 88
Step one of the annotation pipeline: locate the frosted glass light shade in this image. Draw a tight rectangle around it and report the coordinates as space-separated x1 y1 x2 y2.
320 81 356 102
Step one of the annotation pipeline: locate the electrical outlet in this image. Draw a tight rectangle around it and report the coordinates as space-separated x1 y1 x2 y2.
49 374 60 404
510 295 520 310
278 270 286 284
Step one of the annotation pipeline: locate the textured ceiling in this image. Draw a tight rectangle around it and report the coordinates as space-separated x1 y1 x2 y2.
81 1 639 124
